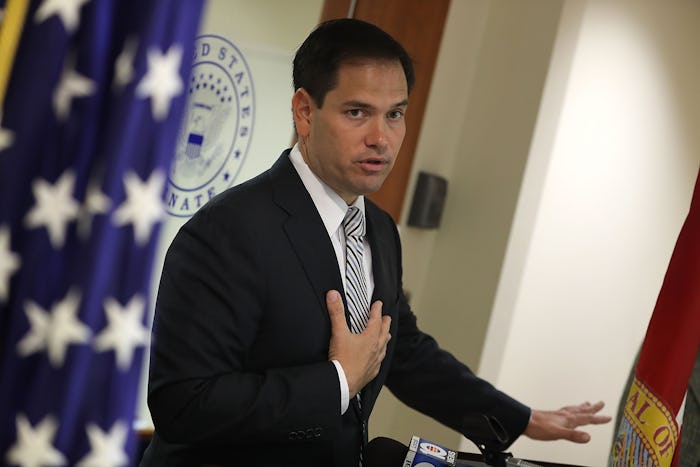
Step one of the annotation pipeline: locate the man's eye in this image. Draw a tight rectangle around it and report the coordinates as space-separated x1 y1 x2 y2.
388 110 404 120
346 109 364 118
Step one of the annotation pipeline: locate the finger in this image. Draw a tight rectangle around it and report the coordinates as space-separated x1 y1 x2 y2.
567 402 610 424
545 423 592 443
561 402 590 413
588 401 606 412
364 300 383 331
326 290 349 335
564 429 591 443
568 401 604 414
562 410 612 429
370 300 383 318
590 414 612 424
381 315 391 338
574 413 612 426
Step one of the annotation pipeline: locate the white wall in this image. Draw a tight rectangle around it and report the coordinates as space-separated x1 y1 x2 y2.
478 1 700 465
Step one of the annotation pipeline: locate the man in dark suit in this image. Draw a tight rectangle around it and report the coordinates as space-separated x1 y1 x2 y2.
140 18 609 466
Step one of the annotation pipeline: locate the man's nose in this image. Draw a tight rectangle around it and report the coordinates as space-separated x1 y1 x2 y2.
365 118 387 154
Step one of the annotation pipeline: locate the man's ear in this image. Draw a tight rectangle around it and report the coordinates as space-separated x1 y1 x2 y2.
292 88 313 138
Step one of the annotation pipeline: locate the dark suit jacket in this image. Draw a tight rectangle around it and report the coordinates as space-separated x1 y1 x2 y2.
140 150 530 466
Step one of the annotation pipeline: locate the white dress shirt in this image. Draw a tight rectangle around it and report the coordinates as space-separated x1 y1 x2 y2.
289 144 374 415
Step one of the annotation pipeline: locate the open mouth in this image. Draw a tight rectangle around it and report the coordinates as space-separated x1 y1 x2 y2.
358 158 388 172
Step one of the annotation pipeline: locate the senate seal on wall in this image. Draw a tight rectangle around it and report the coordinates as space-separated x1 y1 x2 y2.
166 34 255 217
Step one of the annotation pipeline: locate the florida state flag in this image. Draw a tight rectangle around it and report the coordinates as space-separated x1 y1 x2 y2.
610 170 700 467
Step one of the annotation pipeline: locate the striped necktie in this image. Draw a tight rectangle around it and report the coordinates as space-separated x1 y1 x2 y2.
343 206 370 333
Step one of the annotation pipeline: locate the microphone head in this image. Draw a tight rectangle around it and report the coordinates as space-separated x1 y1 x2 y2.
405 436 457 466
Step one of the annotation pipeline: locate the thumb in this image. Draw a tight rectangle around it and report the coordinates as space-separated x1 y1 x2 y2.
326 290 349 335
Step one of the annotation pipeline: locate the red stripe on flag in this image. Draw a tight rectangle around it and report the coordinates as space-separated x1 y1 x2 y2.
637 169 700 410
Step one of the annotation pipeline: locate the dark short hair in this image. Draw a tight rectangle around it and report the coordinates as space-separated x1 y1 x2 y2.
293 18 415 107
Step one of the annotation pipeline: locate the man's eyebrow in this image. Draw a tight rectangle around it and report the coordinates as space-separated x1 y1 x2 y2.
342 100 373 109
342 99 409 108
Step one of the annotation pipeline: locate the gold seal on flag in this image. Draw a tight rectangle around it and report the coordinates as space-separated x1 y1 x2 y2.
611 376 679 467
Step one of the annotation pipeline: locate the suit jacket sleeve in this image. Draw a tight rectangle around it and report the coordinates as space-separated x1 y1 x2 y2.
379 213 531 448
147 195 340 446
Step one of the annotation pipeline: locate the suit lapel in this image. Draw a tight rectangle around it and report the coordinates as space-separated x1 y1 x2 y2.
272 152 366 421
361 203 395 414
366 205 393 309
270 151 344 317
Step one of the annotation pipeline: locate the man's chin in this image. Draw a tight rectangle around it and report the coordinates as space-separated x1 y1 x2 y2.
357 183 386 198
343 173 391 199
365 173 391 190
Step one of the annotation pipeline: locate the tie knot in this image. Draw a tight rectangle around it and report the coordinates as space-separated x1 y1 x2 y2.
343 206 365 238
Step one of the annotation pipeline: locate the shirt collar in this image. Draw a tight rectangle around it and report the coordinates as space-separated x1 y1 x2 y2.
289 144 366 237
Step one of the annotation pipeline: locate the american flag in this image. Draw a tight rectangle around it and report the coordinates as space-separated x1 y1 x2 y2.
0 0 203 465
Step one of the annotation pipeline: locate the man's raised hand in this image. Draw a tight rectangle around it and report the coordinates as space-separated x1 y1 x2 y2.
326 290 391 397
524 401 612 443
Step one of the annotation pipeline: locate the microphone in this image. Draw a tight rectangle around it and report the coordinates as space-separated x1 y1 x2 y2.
404 435 457 466
366 433 542 467
366 436 458 467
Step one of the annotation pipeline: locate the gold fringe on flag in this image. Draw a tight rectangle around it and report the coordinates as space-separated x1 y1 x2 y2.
0 0 29 106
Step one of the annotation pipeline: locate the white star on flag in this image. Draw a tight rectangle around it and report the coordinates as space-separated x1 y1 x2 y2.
53 62 96 120
24 170 80 249
112 170 165 245
75 421 129 467
0 225 21 303
135 44 183 121
94 295 149 371
0 110 15 152
5 414 67 467
35 0 90 34
78 181 112 238
17 289 91 367
113 36 138 90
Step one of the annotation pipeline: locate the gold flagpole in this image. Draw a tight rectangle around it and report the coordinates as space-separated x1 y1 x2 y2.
0 0 29 106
